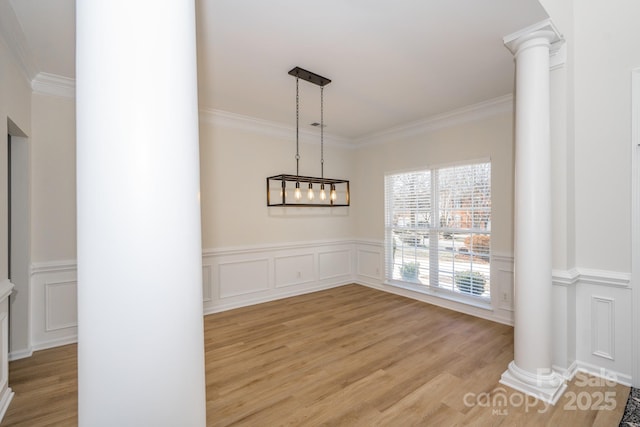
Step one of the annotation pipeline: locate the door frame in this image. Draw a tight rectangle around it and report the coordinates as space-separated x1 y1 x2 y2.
631 68 640 388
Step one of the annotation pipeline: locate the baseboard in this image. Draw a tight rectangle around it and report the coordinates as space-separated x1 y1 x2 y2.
575 360 632 387
8 347 33 361
0 387 14 423
31 335 77 353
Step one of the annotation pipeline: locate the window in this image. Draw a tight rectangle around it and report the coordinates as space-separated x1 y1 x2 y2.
385 161 491 299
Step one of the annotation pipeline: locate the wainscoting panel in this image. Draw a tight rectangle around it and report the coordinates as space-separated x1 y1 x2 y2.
30 261 78 352
591 296 615 360
44 281 77 332
356 247 382 282
218 258 270 299
274 253 315 288
318 250 351 281
572 270 632 385
492 253 515 318
355 241 384 286
202 240 355 315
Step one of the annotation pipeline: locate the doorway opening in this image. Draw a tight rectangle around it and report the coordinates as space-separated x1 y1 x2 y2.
6 118 29 359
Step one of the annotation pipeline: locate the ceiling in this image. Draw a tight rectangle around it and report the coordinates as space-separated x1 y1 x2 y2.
7 0 548 141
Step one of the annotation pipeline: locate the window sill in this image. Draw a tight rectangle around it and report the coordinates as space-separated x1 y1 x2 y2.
384 279 493 311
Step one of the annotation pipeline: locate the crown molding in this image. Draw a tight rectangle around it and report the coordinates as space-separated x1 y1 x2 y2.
353 94 514 147
31 72 76 98
198 108 355 149
0 1 39 84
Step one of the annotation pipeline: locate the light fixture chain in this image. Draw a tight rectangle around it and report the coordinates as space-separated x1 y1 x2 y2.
296 76 300 177
321 86 324 181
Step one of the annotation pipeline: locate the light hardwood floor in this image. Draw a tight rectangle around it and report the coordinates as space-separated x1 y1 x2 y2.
1 284 630 426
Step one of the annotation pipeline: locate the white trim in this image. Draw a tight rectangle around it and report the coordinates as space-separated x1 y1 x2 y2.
553 360 578 381
500 361 567 405
575 361 632 387
0 281 14 303
549 42 567 71
383 156 492 179
632 67 640 388
578 269 631 288
31 335 77 353
8 348 33 362
354 238 384 247
551 268 630 288
354 95 513 147
202 238 356 258
32 72 75 98
198 108 353 148
200 95 514 149
0 386 14 424
31 260 77 275
552 269 579 287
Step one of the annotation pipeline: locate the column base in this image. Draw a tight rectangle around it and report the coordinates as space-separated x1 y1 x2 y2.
500 361 567 405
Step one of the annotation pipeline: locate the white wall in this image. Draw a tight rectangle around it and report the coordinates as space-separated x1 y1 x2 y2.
539 0 640 384
31 93 76 262
571 1 640 272
198 111 356 249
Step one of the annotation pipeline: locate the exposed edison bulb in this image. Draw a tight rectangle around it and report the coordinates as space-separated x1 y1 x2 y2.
330 184 337 202
319 184 327 201
307 183 315 200
294 182 302 200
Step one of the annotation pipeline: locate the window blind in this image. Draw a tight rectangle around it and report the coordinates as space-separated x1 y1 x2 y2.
384 162 491 299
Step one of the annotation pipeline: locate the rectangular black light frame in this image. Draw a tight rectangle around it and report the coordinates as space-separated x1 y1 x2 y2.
266 174 350 207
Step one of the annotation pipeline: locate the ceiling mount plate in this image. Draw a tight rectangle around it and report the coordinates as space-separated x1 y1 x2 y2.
288 66 331 87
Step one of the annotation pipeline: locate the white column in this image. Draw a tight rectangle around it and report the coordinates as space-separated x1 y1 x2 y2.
76 1 206 425
500 20 566 405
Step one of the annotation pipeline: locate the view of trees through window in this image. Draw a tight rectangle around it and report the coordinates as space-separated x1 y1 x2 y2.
385 162 491 299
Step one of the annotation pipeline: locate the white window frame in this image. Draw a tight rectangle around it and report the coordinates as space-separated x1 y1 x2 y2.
384 160 492 306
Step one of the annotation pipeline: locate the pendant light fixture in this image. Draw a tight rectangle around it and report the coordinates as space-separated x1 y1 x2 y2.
266 67 350 207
